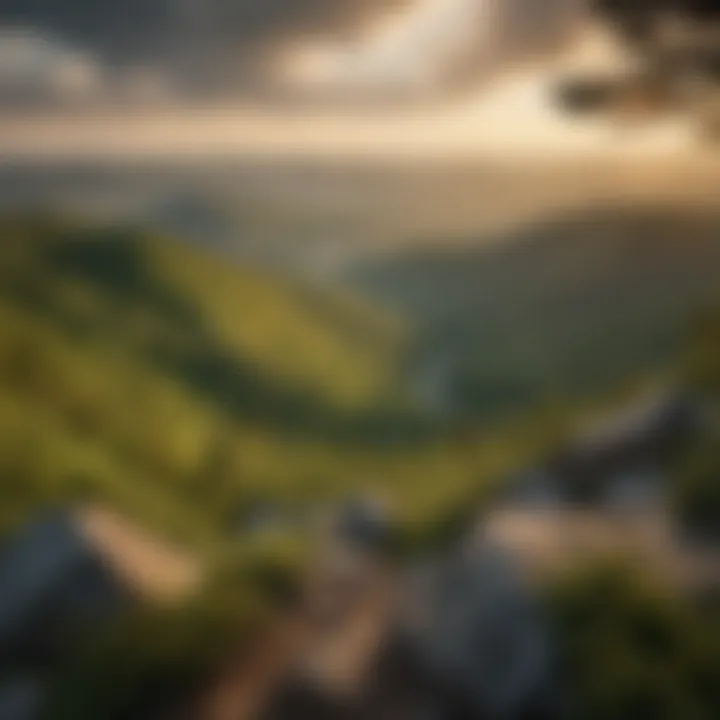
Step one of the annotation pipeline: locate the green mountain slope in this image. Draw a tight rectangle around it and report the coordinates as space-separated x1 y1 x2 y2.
0 215 419 540
351 203 720 417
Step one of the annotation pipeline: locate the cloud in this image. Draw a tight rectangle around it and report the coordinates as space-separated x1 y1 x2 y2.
0 0 591 102
0 0 410 89
0 27 102 103
283 0 586 98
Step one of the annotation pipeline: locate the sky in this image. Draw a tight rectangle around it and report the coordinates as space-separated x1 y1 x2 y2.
0 0 713 163
0 0 583 102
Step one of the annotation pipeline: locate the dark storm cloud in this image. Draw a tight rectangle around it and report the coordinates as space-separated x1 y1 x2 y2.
0 0 591 99
0 0 408 71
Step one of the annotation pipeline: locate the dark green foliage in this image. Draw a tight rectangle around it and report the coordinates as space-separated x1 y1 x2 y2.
43 232 201 327
43 535 307 719
43 592 264 720
673 440 720 542
548 563 720 720
672 310 720 541
684 309 720 398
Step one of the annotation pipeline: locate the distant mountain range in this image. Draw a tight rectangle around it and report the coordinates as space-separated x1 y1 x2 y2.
351 203 720 417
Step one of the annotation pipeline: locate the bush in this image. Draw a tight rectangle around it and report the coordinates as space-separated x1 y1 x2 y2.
43 582 274 720
547 563 720 720
672 439 720 543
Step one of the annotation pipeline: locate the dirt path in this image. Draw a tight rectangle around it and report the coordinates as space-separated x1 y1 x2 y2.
172 558 397 720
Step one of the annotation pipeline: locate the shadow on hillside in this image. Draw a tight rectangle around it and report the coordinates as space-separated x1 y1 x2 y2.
44 232 200 328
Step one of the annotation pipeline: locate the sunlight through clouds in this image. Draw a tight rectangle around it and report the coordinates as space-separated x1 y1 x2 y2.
282 0 493 94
